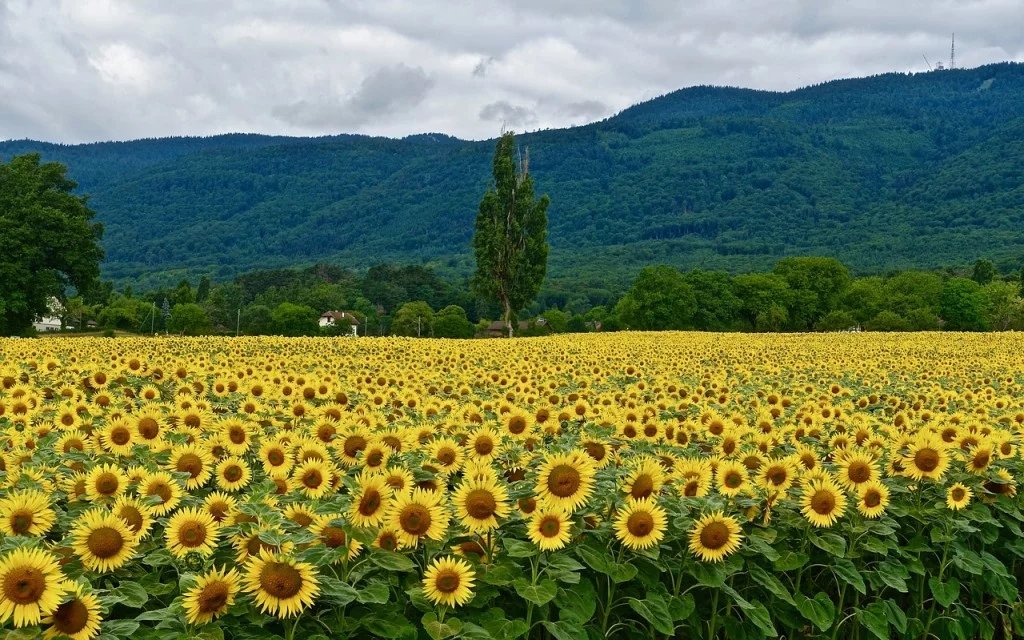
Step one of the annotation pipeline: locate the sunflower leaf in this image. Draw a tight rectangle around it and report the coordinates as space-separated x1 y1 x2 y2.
369 550 416 572
832 559 866 595
794 592 835 632
421 613 462 640
542 620 589 640
858 602 890 640
810 532 846 558
628 592 675 635
504 538 539 558
513 578 558 606
929 577 960 608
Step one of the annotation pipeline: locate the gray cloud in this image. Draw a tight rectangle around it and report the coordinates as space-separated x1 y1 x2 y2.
272 64 434 129
480 101 539 128
0 0 1022 143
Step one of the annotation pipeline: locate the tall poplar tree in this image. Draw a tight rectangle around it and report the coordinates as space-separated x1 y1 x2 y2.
472 132 549 337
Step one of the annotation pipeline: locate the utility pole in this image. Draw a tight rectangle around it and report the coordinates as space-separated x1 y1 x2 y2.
236 309 241 337
151 302 155 334
417 316 421 337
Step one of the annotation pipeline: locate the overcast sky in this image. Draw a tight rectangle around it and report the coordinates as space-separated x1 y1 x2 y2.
1 0 1022 144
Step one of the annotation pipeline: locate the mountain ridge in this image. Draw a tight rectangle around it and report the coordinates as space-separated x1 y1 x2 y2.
2 62 1023 289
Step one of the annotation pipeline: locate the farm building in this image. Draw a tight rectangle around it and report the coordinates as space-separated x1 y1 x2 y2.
319 311 359 336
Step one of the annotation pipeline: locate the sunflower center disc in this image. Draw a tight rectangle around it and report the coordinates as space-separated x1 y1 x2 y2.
259 562 303 598
4 567 46 604
88 527 125 558
699 521 730 550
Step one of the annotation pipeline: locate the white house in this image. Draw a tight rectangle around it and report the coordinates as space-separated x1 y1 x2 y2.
319 311 359 336
32 297 64 332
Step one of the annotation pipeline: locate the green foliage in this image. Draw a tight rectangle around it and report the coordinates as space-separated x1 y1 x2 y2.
271 302 319 336
0 154 104 334
971 258 997 285
940 278 989 331
472 132 550 336
615 266 696 330
6 65 1024 292
392 301 435 337
540 309 569 333
865 310 912 332
815 310 857 332
167 303 212 335
432 305 475 338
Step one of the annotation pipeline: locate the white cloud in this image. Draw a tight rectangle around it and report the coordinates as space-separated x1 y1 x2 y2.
0 0 1021 143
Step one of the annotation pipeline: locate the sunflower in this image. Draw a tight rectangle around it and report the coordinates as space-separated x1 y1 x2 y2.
219 418 253 456
216 456 252 492
527 506 572 551
360 439 392 473
203 491 239 524
348 474 393 528
946 483 972 510
689 511 743 563
0 489 56 537
715 459 749 497
835 450 878 491
856 480 889 518
41 581 102 640
133 408 165 445
387 488 450 548
902 435 950 481
467 427 500 464
422 556 476 608
242 550 320 618
373 528 402 552
800 477 848 528
167 444 214 490
452 475 510 534
429 437 465 477
309 516 362 562
534 450 596 513
502 408 534 440
138 471 183 516
0 548 69 628
756 457 796 493
259 438 294 477
614 497 667 550
182 566 240 625
97 418 135 456
289 459 334 499
233 527 294 565
85 463 128 501
337 426 371 467
622 457 665 501
71 509 138 573
110 495 154 540
964 442 994 474
166 507 221 558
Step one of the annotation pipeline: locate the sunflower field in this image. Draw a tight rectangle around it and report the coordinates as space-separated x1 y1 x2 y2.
2 333 1024 640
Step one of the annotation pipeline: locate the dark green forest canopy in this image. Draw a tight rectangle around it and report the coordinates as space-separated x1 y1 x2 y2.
3 62 1024 290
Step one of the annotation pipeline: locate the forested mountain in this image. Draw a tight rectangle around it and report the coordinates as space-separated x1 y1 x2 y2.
3 63 1024 289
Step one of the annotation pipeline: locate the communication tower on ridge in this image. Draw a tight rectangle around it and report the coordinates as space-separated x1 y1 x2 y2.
950 33 956 70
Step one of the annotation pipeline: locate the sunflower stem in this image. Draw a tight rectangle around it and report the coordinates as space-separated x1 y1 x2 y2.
708 588 720 639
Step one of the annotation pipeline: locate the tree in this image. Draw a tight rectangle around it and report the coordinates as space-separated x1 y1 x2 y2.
271 303 319 336
614 266 696 330
472 132 550 337
241 304 274 335
167 303 211 335
733 273 793 331
971 259 997 285
842 277 885 325
0 154 104 335
540 309 569 333
982 281 1024 331
172 279 195 305
773 257 851 329
196 276 211 303
865 311 911 331
683 269 741 331
940 278 988 331
392 301 434 337
432 305 475 338
815 311 857 332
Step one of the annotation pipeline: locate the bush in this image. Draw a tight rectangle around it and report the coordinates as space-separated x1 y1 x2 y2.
865 311 911 331
815 311 857 332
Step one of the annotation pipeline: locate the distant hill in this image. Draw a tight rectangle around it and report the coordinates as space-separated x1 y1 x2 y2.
3 62 1024 289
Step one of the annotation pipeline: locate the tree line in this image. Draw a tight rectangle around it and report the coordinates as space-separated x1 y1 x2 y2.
48 254 1024 337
